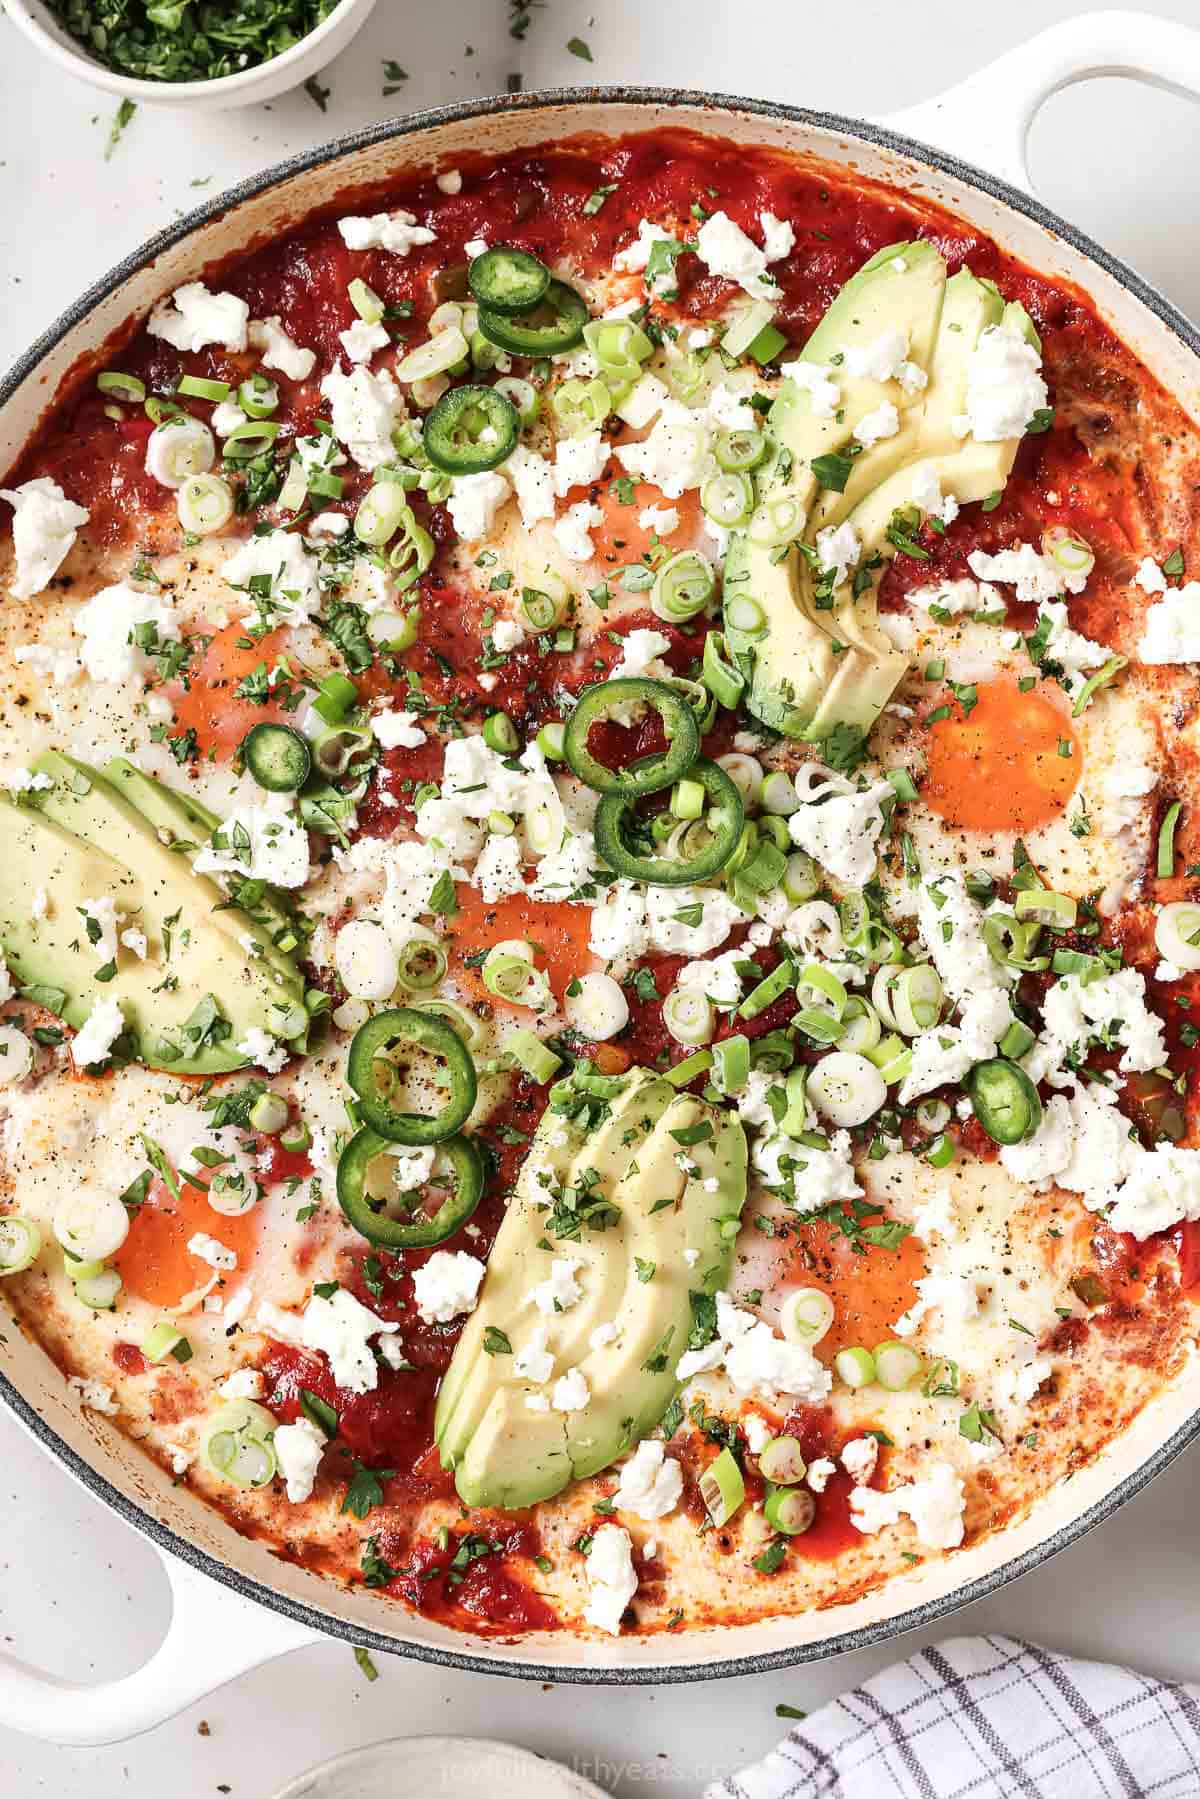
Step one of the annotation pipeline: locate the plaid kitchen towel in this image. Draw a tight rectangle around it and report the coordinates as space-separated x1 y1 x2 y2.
706 1635 1200 1798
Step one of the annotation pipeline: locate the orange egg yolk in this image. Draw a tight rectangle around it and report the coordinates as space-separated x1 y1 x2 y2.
923 677 1078 834
114 1177 260 1309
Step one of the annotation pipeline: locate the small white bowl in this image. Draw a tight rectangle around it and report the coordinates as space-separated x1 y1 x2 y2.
268 1736 611 1799
5 0 377 110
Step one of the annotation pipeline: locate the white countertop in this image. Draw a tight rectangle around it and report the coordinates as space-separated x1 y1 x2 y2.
2 3 1200 1794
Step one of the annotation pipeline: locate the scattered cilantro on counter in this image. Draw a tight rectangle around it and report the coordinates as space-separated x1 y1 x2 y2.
104 98 137 160
566 34 592 60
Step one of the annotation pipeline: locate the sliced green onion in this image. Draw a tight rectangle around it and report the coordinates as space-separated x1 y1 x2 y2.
701 471 754 529
926 1132 955 1167
739 958 797 1021
983 912 1048 972
759 772 799 817
794 962 846 1021
780 1287 834 1345
915 1097 952 1134
75 1268 123 1311
249 1092 289 1135
665 1048 714 1087
368 607 419 652
238 375 279 418
312 672 359 726
698 1445 745 1526
507 1028 564 1084
177 472 234 536
763 1485 816 1535
864 1033 911 1085
1072 654 1127 717
483 711 519 754
222 419 281 461
395 939 448 992
671 777 706 821
758 1436 807 1485
723 594 767 638
886 767 919 803
783 852 819 903
0 1216 41 1275
747 322 788 365
835 1346 877 1389
874 1341 924 1391
1014 888 1077 929
482 943 549 1010
836 996 882 1054
494 376 539 425
722 300 776 358
349 278 385 323
748 494 804 548
537 721 566 761
701 630 746 710
890 965 943 1036
396 324 470 384
202 1400 278 1490
714 426 767 473
808 1050 887 1126
355 480 410 547
409 998 489 1054
663 987 715 1047
280 1121 312 1155
652 550 715 623
1042 524 1095 581
388 506 436 591
1156 900 1200 971
583 316 654 378
143 1319 190 1362
553 375 611 435
97 370 145 403
711 1034 750 1095
998 1019 1036 1060
178 374 231 403
278 458 307 511
715 753 763 809
1159 801 1183 878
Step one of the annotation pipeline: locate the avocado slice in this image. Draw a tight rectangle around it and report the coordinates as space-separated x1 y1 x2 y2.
726 243 949 737
2 752 307 1074
103 756 302 978
435 1069 747 1510
730 263 1032 746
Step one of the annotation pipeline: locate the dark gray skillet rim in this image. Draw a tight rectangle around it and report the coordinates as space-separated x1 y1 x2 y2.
3 83 1199 1688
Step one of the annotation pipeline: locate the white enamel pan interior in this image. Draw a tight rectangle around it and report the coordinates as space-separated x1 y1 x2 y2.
3 7 1200 1746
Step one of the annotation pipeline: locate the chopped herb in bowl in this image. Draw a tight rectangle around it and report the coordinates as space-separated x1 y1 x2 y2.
44 0 342 84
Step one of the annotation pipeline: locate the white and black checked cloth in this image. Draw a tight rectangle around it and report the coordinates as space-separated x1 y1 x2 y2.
706 1635 1200 1798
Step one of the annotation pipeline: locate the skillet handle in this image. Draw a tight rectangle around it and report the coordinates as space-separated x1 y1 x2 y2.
879 9 1200 193
0 1547 319 1745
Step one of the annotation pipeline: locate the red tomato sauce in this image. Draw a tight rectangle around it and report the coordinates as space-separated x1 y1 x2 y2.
367 1519 558 1633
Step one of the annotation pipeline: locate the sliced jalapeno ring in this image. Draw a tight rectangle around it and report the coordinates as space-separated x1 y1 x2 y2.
346 1006 477 1144
968 1056 1043 1146
476 278 590 356
240 722 312 793
467 245 551 315
337 1126 484 1248
423 384 520 475
563 678 700 796
594 757 745 886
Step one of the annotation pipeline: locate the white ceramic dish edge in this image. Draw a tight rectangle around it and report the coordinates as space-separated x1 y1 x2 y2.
1 7 1199 1746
